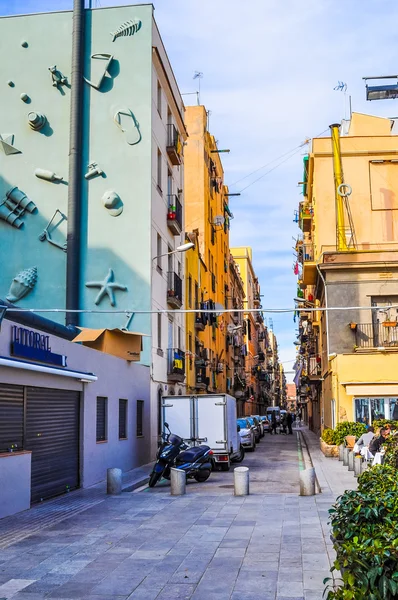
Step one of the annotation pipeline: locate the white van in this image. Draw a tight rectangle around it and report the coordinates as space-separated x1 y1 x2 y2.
266 406 281 424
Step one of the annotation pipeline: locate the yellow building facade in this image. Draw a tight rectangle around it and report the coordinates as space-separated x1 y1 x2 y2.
184 105 233 393
295 112 398 433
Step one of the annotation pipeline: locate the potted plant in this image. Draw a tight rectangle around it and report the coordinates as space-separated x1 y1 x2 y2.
320 428 339 457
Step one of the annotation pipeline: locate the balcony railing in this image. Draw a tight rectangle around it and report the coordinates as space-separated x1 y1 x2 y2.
167 272 183 308
308 356 322 377
167 195 182 235
166 124 182 166
195 366 208 389
297 243 314 263
355 323 398 348
195 303 207 331
167 348 185 382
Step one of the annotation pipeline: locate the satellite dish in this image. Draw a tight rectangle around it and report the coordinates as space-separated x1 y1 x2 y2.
213 215 225 227
214 302 224 317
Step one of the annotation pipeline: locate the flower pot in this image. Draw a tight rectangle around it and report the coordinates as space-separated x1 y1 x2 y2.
320 437 339 457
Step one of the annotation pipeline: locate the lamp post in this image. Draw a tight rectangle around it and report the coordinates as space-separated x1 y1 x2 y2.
152 242 194 263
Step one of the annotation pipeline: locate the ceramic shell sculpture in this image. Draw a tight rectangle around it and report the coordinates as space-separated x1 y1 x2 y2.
6 266 37 302
111 19 141 41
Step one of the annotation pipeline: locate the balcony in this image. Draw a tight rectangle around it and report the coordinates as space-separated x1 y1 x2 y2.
298 243 316 286
167 348 185 382
299 202 313 232
166 124 182 166
195 303 207 331
308 356 322 379
355 323 398 349
195 366 208 390
167 272 183 308
253 294 261 307
167 195 182 235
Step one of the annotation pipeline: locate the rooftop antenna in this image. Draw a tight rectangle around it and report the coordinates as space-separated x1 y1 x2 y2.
333 81 351 121
269 318 274 331
193 71 203 105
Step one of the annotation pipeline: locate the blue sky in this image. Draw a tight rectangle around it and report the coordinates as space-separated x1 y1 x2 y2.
3 0 398 379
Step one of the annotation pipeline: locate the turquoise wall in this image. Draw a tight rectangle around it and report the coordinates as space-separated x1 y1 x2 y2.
0 5 153 365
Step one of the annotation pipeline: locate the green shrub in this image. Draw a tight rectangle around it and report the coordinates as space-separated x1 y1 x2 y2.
325 465 398 599
322 428 336 445
384 435 398 469
332 421 366 446
373 419 398 431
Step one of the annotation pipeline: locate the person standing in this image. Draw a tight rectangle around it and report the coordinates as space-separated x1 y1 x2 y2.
271 411 278 435
287 411 293 435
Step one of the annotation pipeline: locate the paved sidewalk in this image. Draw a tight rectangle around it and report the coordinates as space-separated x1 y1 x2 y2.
0 432 355 600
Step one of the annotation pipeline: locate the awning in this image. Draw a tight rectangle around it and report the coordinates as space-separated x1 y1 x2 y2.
343 383 398 396
0 356 97 382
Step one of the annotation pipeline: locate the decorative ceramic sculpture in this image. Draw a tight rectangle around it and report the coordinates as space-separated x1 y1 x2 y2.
28 112 47 131
110 19 141 42
0 134 21 155
38 210 67 252
101 190 123 217
84 53 114 90
49 65 68 88
86 268 127 306
20 93 29 102
85 162 104 180
35 168 63 182
21 41 28 48
6 266 37 302
113 108 141 145
7 80 14 87
0 187 35 229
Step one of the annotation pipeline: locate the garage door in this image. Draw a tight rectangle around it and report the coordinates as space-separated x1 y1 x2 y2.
26 387 80 503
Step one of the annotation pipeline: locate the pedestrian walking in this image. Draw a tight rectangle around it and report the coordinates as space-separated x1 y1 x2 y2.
287 411 293 435
281 412 287 434
271 411 278 435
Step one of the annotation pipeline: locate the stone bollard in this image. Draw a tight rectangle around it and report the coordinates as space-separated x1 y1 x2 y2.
343 447 350 466
299 467 316 496
107 468 122 495
338 445 345 461
234 466 249 496
170 468 186 496
348 450 355 472
354 455 362 477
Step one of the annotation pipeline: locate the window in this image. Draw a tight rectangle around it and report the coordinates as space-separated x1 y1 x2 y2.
96 397 107 442
178 326 182 350
194 282 199 309
137 400 144 436
157 149 162 192
168 246 173 273
188 276 192 308
157 81 162 117
167 169 173 196
157 233 162 270
167 107 172 125
188 334 192 370
119 399 128 439
157 312 162 349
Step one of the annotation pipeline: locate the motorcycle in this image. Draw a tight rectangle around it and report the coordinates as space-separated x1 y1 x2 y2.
148 422 214 488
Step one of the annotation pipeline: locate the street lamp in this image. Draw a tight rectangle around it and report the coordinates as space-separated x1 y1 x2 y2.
152 242 194 263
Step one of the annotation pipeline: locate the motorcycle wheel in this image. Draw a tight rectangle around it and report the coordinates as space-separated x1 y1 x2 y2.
148 470 162 488
233 445 245 463
194 469 211 482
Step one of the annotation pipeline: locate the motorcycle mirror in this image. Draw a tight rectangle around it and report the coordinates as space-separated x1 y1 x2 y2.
164 422 169 428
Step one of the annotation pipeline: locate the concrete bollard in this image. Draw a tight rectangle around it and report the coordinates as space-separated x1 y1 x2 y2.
343 447 350 466
299 467 316 496
234 466 249 496
348 450 355 472
107 468 122 495
170 468 186 496
354 455 362 477
338 445 345 461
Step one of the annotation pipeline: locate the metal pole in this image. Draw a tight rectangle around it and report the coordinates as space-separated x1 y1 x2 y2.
107 468 122 494
66 0 85 326
330 124 348 252
299 467 315 496
170 468 186 495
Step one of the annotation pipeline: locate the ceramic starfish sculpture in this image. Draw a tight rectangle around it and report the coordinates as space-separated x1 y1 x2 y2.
86 268 127 306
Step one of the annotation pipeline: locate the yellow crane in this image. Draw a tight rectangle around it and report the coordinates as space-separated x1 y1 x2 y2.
330 123 357 252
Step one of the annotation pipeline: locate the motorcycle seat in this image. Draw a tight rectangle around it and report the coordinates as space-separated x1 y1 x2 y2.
177 445 210 462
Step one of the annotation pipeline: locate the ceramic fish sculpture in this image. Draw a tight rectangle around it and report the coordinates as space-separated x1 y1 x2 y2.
111 19 141 42
6 266 37 303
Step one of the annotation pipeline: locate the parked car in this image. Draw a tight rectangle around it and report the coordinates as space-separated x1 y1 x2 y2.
246 416 261 443
252 415 265 437
260 416 270 433
237 418 256 451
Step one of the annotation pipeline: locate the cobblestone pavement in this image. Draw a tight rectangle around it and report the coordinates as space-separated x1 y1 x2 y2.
0 430 343 600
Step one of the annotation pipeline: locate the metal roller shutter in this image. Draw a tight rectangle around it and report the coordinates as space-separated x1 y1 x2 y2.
26 387 80 503
0 384 24 453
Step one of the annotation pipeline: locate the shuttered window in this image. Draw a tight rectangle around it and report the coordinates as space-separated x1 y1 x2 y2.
0 384 24 453
119 399 128 439
137 400 144 437
96 397 107 442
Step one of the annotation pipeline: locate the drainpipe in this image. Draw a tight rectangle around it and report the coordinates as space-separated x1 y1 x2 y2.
66 0 85 326
1 298 78 340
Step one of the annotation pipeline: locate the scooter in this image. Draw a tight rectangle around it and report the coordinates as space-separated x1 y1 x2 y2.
148 422 214 488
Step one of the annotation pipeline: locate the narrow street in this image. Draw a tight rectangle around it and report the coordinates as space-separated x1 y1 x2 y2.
0 431 335 600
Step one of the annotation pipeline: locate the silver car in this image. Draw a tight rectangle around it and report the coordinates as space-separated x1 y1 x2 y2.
237 418 256 451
